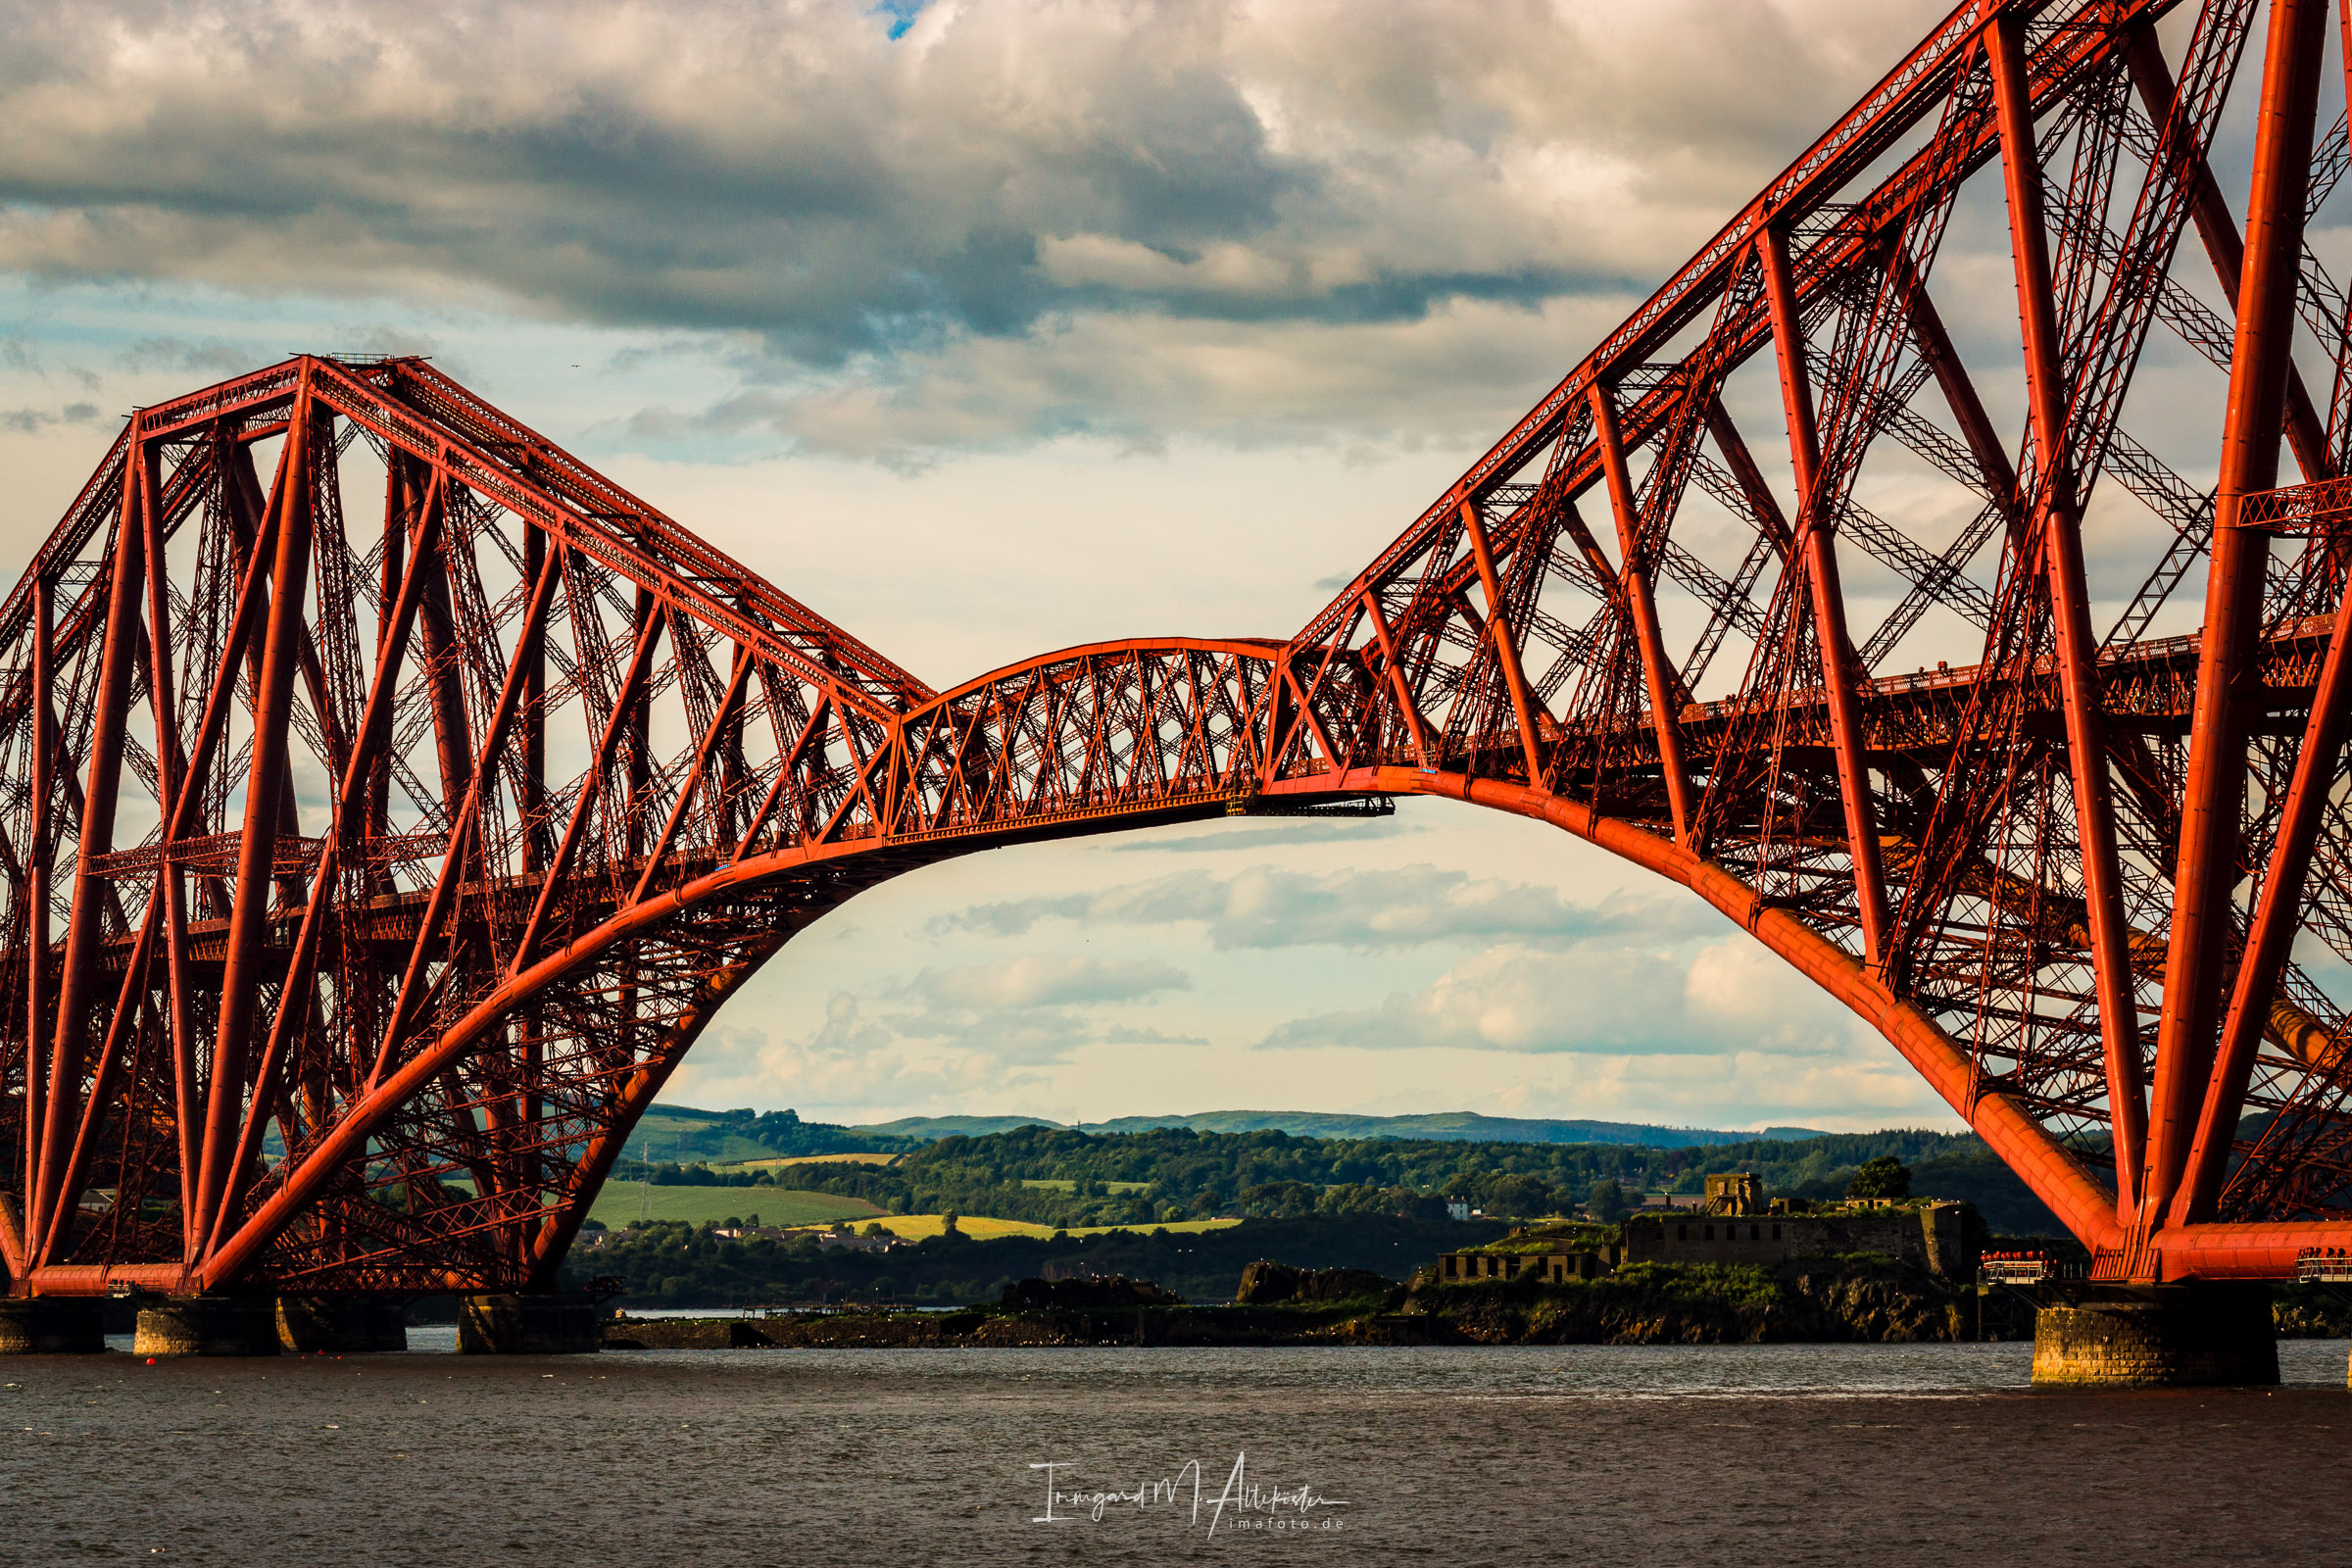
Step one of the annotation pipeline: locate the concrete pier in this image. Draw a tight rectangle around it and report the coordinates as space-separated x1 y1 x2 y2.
2031 1287 2278 1387
133 1296 281 1357
457 1294 601 1354
276 1296 408 1353
0 1297 105 1354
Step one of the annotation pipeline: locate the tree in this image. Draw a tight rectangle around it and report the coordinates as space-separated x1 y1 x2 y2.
1847 1156 1911 1200
1586 1179 1631 1224
1486 1173 1556 1218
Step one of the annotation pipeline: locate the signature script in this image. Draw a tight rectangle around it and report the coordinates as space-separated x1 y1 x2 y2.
1030 1453 1348 1535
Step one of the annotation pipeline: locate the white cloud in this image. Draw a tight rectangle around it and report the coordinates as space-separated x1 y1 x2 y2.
1257 935 1874 1057
934 861 1705 951
906 953 1190 1008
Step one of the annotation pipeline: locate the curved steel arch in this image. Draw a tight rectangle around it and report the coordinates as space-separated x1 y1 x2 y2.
13 0 2352 1296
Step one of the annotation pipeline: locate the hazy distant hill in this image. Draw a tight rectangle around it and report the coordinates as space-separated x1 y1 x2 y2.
850 1109 1831 1147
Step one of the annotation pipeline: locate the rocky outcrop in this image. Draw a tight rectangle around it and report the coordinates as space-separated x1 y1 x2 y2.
1001 1275 1183 1309
600 1257 2023 1350
1781 1265 1973 1343
1234 1260 1397 1304
603 1316 781 1348
1396 1256 1987 1345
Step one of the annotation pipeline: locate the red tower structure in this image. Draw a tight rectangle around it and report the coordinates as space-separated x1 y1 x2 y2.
5 0 2352 1376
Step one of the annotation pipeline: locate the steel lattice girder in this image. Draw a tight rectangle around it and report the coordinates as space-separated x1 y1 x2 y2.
11 0 2352 1295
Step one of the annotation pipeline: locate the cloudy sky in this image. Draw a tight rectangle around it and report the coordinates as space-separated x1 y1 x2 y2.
3 0 2231 1133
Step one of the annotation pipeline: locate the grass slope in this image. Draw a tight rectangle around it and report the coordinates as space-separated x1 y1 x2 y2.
624 1112 778 1165
588 1182 884 1230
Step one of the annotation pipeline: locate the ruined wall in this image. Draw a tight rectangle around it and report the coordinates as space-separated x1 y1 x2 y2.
1624 1202 1980 1278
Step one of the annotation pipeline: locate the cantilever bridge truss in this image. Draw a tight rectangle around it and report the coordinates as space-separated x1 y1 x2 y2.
11 0 2352 1298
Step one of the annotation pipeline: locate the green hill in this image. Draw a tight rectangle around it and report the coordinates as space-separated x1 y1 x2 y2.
623 1105 920 1165
849 1109 1830 1147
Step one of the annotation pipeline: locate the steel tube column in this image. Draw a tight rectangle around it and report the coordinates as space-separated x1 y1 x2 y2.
28 423 149 1255
1757 224 1892 967
2125 25 2333 485
191 389 317 1250
1358 591 1432 766
1589 383 1698 842
19 575 51 1257
1456 503 1546 785
144 437 202 1243
2183 571 2352 1220
2149 0 2329 1234
1988 12 2147 1218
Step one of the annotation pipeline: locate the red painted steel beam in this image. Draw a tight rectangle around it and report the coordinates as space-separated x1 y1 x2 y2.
1358 591 1432 767
2152 1221 2352 1279
28 417 150 1257
301 358 913 726
2181 571 2352 1221
191 386 317 1250
1987 12 2147 1220
1456 504 1547 785
522 935 789 1281
1588 384 1698 841
630 645 755 906
2147 0 2328 1237
144 432 202 1245
35 884 166 1264
1903 285 2022 520
1295 0 2176 654
1757 223 1894 968
505 602 669 983
2124 24 2333 483
1702 404 1796 554
33 0 2352 1298
1333 765 2127 1249
17 573 52 1271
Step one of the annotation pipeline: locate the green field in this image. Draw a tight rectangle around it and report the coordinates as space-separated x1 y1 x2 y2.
587 1182 884 1230
1019 1178 1152 1194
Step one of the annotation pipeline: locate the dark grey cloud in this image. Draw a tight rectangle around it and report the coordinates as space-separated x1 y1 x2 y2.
115 336 265 375
0 1 1921 414
0 400 98 433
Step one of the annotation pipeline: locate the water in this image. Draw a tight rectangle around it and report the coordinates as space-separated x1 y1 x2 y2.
7 1342 2351 1564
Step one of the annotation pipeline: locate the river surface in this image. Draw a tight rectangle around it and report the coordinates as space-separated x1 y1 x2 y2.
5 1339 2351 1564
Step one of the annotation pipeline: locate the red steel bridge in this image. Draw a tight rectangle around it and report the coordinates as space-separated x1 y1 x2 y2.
9 0 2352 1300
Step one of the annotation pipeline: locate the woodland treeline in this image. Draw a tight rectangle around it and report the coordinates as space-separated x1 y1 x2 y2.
612 1123 2059 1234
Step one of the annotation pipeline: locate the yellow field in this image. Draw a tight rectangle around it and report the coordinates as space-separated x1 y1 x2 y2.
722 1152 902 1169
811 1213 1244 1242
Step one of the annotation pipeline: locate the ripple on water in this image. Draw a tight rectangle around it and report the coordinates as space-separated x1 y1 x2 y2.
10 1340 2348 1565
